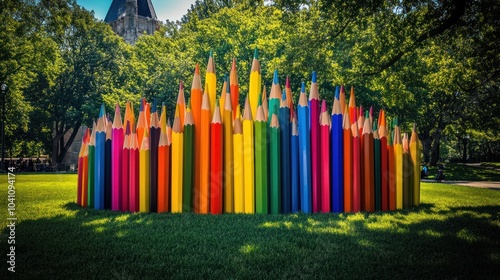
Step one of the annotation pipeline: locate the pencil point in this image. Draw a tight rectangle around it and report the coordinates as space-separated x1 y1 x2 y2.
273 70 279 85
254 47 258 59
286 76 290 88
209 50 213 57
195 63 200 74
335 86 340 100
99 104 105 118
301 81 305 93
152 99 157 113
311 71 317 83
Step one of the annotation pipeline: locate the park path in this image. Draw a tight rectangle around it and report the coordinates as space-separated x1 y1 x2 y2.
422 179 500 190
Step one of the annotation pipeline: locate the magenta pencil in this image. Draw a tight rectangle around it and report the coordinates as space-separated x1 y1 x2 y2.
320 100 331 213
129 126 140 212
121 121 131 211
309 71 321 212
112 104 124 211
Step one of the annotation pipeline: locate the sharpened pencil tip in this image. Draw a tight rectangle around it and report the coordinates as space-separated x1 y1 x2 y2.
273 70 279 85
301 81 305 93
254 47 258 59
311 71 317 83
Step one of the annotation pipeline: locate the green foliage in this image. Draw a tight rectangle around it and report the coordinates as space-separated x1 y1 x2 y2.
1 174 500 279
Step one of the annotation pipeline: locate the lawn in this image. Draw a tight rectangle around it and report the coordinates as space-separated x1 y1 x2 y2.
425 162 500 181
1 174 499 279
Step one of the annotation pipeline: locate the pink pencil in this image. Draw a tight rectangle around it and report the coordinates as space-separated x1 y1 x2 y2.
112 104 124 211
309 71 321 212
121 121 131 211
129 125 140 212
320 100 331 213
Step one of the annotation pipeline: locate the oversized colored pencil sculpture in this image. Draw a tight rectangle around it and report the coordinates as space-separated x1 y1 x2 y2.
254 99 268 214
139 128 150 212
149 100 160 212
210 101 223 214
129 124 139 212
379 111 389 211
223 81 234 213
402 133 412 208
339 85 346 116
320 100 331 213
268 70 281 124
298 83 312 213
349 86 357 126
177 81 186 128
394 120 403 209
279 90 291 214
220 78 227 118
122 122 131 212
230 58 239 120
112 104 124 211
410 124 421 206
262 85 269 121
269 110 281 214
87 122 96 208
206 50 217 115
291 114 299 213
343 106 353 212
233 117 244 213
144 101 151 128
77 129 86 206
242 98 255 214
199 93 211 214
158 103 171 213
309 72 321 212
94 106 106 210
331 87 344 213
171 107 184 213
105 116 112 210
249 48 261 119
351 119 361 212
191 64 203 213
183 107 194 212
137 99 146 147
362 117 374 212
387 126 396 211
285 77 293 108
373 122 382 211
81 130 89 207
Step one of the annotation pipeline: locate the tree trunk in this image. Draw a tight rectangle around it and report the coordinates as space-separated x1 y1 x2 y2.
430 128 442 166
461 137 468 163
420 130 432 163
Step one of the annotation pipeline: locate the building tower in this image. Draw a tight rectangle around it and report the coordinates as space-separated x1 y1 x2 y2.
104 0 160 44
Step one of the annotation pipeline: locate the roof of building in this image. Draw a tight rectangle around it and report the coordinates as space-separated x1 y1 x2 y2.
104 0 157 23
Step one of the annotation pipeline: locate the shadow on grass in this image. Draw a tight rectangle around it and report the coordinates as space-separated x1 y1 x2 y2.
2 202 499 279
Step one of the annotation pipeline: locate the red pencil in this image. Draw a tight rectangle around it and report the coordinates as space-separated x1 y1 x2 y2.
343 106 352 212
210 101 223 214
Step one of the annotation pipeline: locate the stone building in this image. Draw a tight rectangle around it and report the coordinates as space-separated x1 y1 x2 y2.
104 0 160 45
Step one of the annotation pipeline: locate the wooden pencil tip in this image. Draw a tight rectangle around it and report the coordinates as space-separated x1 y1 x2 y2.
99 104 105 118
231 58 236 70
311 71 317 83
209 50 213 57
335 85 340 100
195 63 200 74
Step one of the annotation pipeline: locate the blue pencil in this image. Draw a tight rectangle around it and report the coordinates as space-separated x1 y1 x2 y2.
331 86 344 212
279 89 291 213
298 82 311 213
94 104 106 210
291 113 300 213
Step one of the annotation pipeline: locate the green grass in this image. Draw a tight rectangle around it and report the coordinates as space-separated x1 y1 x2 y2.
426 163 500 181
1 174 500 279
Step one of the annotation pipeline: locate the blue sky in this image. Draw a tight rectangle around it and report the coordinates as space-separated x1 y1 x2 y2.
76 0 197 23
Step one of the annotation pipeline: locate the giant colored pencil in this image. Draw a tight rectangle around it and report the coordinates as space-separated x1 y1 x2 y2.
262 85 269 122
291 115 299 213
177 81 186 128
129 125 139 212
339 85 346 116
144 101 151 129
220 78 227 118
348 86 357 126
233 118 244 213
199 93 211 214
309 72 321 212
320 100 331 213
121 122 131 212
90 120 100 209
394 122 403 209
402 133 412 208
331 87 344 213
136 99 146 147
387 127 396 211
269 111 281 214
112 104 124 211
171 107 184 213
149 100 160 212
373 123 382 211
298 83 312 213
254 101 268 214
191 64 203 213
351 121 361 212
104 117 112 210
379 111 389 211
285 77 293 108
206 50 217 115
210 101 223 214
249 48 261 119
230 58 239 120
81 130 89 207
362 117 374 212
183 108 194 212
242 98 255 214
268 70 281 124
139 128 150 212
158 103 171 213
94 106 106 210
343 106 353 212
410 124 421 206
279 90 291 214
77 129 85 206
223 82 234 213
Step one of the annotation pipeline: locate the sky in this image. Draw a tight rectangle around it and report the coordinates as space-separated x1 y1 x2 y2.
76 0 197 23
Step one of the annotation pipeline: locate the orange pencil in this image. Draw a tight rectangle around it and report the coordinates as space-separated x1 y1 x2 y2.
158 103 171 213
177 81 186 128
191 64 203 213
343 106 353 212
199 92 211 213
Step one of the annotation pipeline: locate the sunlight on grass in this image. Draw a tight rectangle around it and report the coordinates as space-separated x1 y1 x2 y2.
239 244 258 254
457 228 480 243
419 229 443 238
83 218 111 226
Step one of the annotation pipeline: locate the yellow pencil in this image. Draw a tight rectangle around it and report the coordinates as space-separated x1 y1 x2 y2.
249 48 261 120
223 81 234 213
171 107 184 213
242 98 255 213
394 122 403 209
139 128 150 212
233 117 244 213
410 123 421 206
